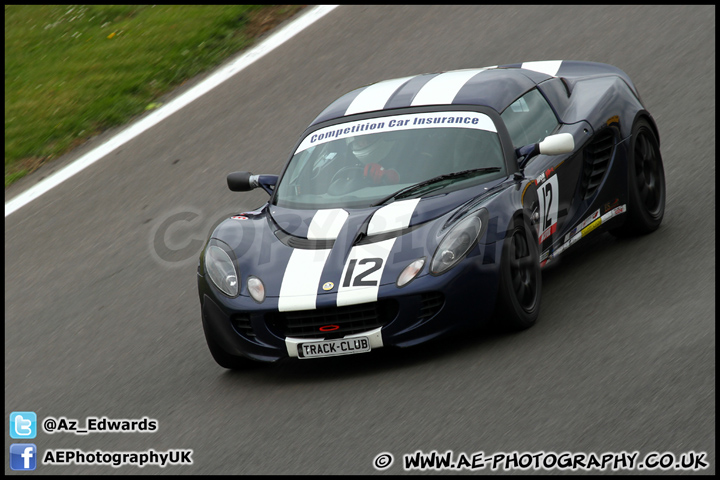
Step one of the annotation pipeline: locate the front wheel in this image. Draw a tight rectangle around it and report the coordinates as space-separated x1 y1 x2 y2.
611 118 665 237
495 219 541 330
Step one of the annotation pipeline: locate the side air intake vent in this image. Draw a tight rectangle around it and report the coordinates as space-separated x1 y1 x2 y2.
581 129 615 200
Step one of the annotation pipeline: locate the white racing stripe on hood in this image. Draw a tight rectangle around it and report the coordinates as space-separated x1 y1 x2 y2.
278 248 331 312
521 60 562 77
337 238 396 307
344 76 415 116
410 68 489 106
307 208 349 240
280 199 421 311
367 198 420 235
335 198 420 307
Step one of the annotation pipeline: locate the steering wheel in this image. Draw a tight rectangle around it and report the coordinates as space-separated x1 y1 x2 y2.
328 166 370 196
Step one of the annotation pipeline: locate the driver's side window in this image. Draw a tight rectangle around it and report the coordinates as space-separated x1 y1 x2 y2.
501 89 559 149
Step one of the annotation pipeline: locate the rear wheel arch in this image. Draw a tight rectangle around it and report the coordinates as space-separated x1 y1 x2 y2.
632 110 660 147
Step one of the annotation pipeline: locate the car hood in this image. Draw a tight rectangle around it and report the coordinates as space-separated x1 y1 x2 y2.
209 178 508 308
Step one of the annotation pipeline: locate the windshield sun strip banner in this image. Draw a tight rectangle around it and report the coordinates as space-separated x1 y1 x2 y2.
295 111 497 154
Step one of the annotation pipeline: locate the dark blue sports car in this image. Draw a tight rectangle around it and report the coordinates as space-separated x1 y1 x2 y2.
197 60 665 368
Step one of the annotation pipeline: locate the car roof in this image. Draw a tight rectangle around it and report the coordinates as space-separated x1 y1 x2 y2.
309 60 635 127
309 62 558 126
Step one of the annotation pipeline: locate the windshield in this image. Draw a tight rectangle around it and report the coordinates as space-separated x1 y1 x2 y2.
274 111 506 209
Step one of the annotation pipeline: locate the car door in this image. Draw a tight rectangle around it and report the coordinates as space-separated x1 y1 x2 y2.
501 88 592 252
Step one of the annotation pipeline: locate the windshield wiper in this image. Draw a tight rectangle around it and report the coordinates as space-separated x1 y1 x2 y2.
372 167 501 206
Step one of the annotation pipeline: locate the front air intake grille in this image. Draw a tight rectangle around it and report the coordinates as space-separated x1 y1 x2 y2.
231 314 255 337
266 300 399 339
418 292 445 321
581 129 615 200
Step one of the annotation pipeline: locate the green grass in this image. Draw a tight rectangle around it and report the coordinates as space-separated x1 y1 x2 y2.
5 5 303 187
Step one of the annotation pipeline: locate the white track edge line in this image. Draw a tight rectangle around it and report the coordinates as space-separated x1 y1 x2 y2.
5 5 339 217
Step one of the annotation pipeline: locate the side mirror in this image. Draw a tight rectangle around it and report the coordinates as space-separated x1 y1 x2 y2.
516 133 574 169
538 133 574 155
227 171 255 191
227 171 278 195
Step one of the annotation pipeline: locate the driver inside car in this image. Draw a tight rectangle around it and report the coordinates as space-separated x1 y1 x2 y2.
349 135 400 185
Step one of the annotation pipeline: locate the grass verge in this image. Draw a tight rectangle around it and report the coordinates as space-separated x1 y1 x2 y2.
5 5 305 187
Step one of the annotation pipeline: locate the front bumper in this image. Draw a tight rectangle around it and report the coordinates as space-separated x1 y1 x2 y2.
198 253 502 363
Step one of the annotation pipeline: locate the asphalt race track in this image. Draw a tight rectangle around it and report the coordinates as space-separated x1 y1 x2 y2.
5 5 715 475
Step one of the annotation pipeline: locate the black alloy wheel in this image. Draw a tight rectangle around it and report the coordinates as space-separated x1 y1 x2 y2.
509 228 538 311
611 118 666 236
634 130 664 217
495 218 541 330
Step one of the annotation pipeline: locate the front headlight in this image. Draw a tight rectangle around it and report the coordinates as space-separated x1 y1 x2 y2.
430 209 488 275
205 245 239 297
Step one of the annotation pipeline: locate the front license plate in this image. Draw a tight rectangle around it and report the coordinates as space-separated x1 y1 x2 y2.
298 337 371 359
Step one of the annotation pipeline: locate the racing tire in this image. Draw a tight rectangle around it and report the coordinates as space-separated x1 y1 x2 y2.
495 218 541 330
611 118 665 237
202 318 255 370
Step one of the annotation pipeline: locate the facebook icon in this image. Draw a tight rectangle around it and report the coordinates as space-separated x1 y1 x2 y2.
10 444 37 471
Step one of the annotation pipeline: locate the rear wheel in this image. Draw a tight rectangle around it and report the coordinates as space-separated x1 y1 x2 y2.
611 118 665 237
202 318 255 370
495 218 541 330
